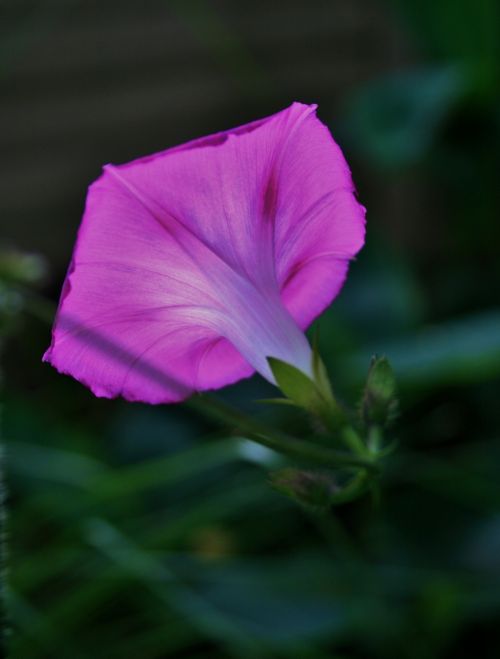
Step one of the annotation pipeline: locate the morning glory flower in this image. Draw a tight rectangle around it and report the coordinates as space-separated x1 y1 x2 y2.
43 102 365 403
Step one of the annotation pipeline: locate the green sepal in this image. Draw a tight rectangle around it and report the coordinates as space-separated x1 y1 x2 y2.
267 355 344 432
311 331 335 404
267 357 321 411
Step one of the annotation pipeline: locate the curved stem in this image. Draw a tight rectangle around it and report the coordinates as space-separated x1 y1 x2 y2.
330 471 371 504
21 286 379 474
189 395 379 473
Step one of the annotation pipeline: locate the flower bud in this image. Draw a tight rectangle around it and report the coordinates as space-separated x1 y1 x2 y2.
269 468 337 511
361 355 398 428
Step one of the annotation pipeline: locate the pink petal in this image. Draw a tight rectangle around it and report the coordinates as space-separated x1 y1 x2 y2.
44 103 365 403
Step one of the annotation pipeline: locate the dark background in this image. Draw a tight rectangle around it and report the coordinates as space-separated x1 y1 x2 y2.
1 1 500 657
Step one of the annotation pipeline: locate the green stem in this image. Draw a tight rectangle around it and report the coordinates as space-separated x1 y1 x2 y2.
189 395 379 473
19 286 378 473
330 471 370 504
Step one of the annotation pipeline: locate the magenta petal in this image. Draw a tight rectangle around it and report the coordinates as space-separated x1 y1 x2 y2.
44 102 365 403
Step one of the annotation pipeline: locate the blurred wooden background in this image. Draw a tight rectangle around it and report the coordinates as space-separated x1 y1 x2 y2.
1 0 412 268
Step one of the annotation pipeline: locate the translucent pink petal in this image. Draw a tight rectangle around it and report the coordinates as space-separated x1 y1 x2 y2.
44 102 365 403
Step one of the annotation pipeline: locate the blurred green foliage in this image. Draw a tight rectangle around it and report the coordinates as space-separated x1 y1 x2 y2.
2 0 500 657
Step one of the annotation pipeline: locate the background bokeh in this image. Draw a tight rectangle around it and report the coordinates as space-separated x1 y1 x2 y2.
1 1 500 657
